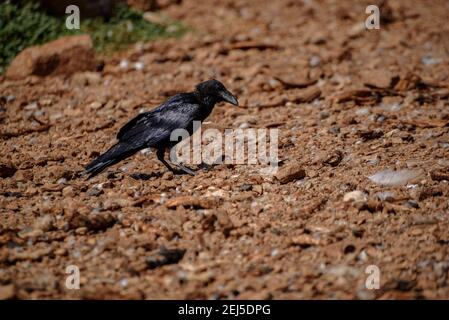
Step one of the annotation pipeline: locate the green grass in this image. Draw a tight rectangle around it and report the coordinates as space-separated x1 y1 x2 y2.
0 1 187 74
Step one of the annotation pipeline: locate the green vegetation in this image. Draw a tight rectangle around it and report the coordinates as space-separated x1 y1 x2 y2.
0 1 187 73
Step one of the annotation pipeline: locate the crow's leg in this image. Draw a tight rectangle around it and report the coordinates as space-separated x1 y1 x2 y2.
174 163 196 176
156 148 176 173
167 146 196 175
156 148 195 176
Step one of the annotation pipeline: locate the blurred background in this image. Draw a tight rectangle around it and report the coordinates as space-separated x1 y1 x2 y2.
0 0 185 74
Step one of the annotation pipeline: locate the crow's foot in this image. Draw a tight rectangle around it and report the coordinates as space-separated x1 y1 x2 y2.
174 164 196 176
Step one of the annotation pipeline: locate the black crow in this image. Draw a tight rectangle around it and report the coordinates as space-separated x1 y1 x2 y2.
85 79 238 178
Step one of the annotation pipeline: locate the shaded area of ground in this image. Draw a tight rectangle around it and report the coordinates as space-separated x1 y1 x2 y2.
1 0 449 299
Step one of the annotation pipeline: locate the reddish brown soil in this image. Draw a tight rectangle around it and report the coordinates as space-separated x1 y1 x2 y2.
1 0 449 299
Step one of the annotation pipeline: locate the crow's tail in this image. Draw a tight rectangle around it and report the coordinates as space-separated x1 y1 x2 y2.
85 142 139 179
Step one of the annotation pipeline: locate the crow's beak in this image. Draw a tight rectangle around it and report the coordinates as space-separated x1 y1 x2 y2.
221 90 239 106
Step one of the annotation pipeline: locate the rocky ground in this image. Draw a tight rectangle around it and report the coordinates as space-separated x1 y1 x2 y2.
1 0 449 299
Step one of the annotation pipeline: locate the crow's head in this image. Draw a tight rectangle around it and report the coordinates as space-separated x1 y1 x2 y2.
195 79 239 106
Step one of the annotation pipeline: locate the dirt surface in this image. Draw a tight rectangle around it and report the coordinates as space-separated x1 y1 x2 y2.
1 0 449 299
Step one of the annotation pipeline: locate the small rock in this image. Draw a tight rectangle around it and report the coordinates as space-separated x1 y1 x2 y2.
119 60 129 70
216 211 234 237
130 172 153 181
328 126 340 135
103 195 132 210
383 102 401 112
377 115 386 123
33 215 54 232
24 102 38 111
418 187 443 201
146 247 186 269
430 169 449 182
369 169 424 186
290 234 324 247
309 55 321 67
433 224 449 243
8 247 53 262
237 184 253 191
2 191 22 198
323 150 343 167
87 186 104 196
348 22 366 38
62 186 75 197
252 184 263 194
375 191 396 202
57 178 68 185
165 196 216 209
275 164 306 184
0 163 17 178
133 61 144 71
162 171 174 180
421 55 441 66
308 31 326 45
358 129 384 141
6 35 97 79
18 227 43 239
395 73 421 91
344 190 367 202
72 71 102 86
75 227 88 235
405 200 419 209
360 69 398 89
13 169 34 182
235 115 257 126
87 101 103 110
293 87 321 103
68 212 117 232
39 98 53 106
343 191 368 209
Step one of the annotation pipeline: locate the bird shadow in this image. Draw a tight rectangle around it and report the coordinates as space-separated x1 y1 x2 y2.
129 161 221 180
129 172 163 180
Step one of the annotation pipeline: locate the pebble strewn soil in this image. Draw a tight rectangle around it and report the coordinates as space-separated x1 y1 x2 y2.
1 0 449 299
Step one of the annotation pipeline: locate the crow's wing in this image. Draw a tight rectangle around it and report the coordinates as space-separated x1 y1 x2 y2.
117 93 201 148
116 112 148 140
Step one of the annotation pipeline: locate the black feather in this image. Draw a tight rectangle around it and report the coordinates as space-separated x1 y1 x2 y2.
85 142 139 178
